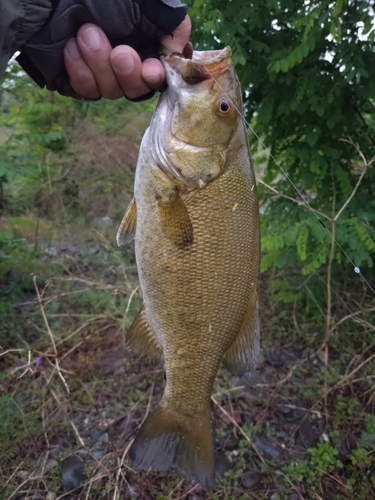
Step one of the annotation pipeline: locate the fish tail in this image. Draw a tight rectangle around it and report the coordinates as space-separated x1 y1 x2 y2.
129 403 215 489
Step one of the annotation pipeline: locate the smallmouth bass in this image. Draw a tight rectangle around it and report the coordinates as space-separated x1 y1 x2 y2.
117 46 260 489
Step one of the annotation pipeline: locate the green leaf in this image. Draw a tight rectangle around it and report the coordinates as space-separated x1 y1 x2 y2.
315 104 325 117
0 163 8 177
280 59 289 73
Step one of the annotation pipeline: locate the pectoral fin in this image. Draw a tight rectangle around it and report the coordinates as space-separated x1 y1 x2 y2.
116 198 137 247
223 299 260 377
127 305 163 363
158 192 193 249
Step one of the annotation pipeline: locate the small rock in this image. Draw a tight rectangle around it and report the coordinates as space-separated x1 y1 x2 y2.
278 401 305 423
61 454 85 491
221 393 229 405
92 450 105 460
241 472 261 489
125 483 141 499
101 216 113 225
253 436 281 462
219 404 242 424
336 433 358 456
223 434 238 451
215 450 231 478
266 350 299 368
16 470 29 479
97 431 108 443
43 246 58 257
44 459 58 474
296 419 317 449
244 449 257 463
232 487 244 498
48 435 72 458
266 352 284 368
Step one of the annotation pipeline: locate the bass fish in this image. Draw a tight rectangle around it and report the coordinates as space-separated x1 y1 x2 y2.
117 46 260 489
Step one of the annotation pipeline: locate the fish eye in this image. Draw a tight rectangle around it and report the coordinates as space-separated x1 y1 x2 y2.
218 99 233 116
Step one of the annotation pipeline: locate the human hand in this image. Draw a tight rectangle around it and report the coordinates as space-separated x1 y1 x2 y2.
17 0 189 100
64 15 191 100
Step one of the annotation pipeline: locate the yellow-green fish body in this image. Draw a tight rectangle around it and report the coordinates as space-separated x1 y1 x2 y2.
117 47 260 488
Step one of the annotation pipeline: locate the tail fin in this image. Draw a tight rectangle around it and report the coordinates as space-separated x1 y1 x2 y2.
129 403 215 489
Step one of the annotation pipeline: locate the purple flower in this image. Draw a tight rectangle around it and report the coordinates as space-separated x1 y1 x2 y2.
35 357 43 366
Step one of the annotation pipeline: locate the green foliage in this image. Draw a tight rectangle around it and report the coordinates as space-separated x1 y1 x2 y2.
0 228 37 327
309 442 343 473
282 442 343 498
189 0 375 311
358 413 375 454
0 390 44 462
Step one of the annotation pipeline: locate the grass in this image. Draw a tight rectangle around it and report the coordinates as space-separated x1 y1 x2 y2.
1 243 374 499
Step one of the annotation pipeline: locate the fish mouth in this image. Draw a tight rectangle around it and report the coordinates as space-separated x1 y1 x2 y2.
163 46 232 85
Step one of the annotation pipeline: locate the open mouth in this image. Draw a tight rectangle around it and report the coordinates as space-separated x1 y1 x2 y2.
164 46 232 85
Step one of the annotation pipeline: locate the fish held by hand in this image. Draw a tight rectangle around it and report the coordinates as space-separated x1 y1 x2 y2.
117 45 260 489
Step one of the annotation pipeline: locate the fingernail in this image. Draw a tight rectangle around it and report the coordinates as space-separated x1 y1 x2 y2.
81 27 101 50
65 39 81 60
112 54 135 75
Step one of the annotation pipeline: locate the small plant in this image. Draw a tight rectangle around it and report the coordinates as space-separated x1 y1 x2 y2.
282 441 344 497
308 442 343 475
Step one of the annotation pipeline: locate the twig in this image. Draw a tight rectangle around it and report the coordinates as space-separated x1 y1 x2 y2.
173 483 198 500
334 144 374 222
211 395 267 467
329 306 375 333
317 352 375 405
275 470 304 499
113 440 135 500
33 275 57 356
257 179 330 220
212 385 245 398
125 285 140 316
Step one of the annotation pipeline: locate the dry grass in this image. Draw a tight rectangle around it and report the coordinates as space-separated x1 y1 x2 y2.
1 251 375 499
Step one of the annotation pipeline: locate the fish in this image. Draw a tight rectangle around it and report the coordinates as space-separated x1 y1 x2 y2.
117 45 260 489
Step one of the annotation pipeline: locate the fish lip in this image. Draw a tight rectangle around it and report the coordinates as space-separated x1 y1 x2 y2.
191 47 232 66
163 47 232 83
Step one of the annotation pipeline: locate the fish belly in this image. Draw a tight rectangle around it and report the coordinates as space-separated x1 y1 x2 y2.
135 156 259 414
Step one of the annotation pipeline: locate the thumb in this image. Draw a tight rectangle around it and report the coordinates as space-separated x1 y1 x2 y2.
160 15 191 53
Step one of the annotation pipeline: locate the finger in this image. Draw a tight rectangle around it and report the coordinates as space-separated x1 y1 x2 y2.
161 15 192 53
110 46 152 100
142 58 165 90
76 24 124 100
64 38 100 99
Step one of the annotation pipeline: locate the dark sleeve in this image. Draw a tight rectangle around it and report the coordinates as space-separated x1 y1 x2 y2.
0 0 52 77
15 0 188 99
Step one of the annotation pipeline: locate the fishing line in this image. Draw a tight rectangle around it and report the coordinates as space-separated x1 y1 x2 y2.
206 67 375 296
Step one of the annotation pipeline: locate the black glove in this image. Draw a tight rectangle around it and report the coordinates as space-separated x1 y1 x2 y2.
17 0 187 100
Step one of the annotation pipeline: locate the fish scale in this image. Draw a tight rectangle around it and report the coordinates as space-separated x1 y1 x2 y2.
117 46 260 488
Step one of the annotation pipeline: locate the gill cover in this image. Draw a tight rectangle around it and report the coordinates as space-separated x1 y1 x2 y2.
148 47 242 190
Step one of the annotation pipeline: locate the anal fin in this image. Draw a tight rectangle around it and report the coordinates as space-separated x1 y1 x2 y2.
117 198 137 246
127 305 163 363
223 299 260 377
